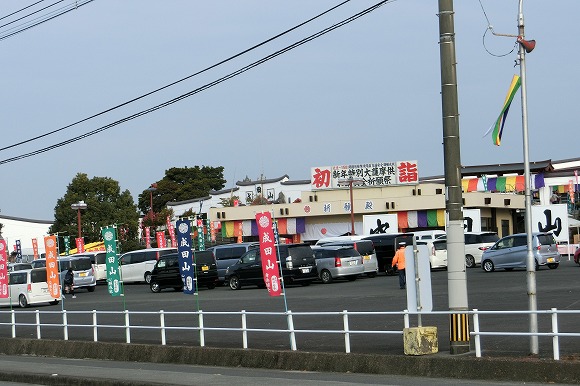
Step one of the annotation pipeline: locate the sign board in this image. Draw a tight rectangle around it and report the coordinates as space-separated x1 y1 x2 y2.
404 244 433 313
531 204 569 243
255 212 282 296
462 209 482 233
362 214 399 235
176 219 196 294
102 227 123 296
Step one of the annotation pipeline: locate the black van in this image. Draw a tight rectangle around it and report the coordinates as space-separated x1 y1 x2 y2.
225 243 317 290
362 233 405 275
149 250 218 293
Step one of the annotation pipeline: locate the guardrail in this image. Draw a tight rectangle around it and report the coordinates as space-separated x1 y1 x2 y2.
0 308 579 360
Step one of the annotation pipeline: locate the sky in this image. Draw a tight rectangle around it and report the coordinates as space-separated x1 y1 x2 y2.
1 0 578 221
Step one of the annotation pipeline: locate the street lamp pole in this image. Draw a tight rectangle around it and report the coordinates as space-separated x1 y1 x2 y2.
71 201 88 239
146 183 158 215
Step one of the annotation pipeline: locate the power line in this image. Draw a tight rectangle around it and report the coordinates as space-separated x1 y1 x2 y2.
0 1 65 28
0 0 352 152
0 0 393 165
0 0 49 22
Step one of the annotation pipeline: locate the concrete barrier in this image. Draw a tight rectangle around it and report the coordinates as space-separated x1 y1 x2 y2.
0 338 578 384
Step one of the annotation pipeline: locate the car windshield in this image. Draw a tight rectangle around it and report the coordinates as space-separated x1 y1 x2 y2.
354 241 374 255
71 258 92 270
31 269 47 283
537 234 555 246
481 234 500 243
335 248 359 257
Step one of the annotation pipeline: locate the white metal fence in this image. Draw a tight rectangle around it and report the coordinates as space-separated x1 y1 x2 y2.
0 308 579 360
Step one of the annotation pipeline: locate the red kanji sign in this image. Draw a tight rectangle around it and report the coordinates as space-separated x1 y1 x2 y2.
255 212 281 296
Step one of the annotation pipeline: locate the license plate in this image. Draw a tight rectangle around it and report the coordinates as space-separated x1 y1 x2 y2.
80 272 87 277
201 266 209 271
42 288 48 293
349 261 357 266
547 258 555 263
363 255 370 260
301 267 311 273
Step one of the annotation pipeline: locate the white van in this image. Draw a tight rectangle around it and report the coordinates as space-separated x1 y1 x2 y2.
413 230 446 242
0 268 61 308
74 251 107 282
118 248 177 284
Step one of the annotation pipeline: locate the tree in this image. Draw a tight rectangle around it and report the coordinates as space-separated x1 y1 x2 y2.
137 166 226 214
219 195 241 207
50 173 140 252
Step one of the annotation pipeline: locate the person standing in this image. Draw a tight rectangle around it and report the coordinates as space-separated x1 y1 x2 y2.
392 242 406 289
63 268 76 299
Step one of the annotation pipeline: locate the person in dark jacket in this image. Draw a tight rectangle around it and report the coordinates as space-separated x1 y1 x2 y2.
63 268 75 298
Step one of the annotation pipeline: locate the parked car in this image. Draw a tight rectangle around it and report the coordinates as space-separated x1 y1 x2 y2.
317 239 378 277
464 232 500 268
206 242 259 284
575 247 580 265
0 269 60 308
31 256 96 292
118 247 177 284
429 239 448 269
225 243 317 290
8 262 33 272
312 245 364 284
149 250 218 293
481 232 560 272
73 251 107 282
362 233 404 275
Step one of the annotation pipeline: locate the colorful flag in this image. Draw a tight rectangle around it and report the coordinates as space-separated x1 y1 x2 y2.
255 211 282 297
102 226 123 296
491 75 521 146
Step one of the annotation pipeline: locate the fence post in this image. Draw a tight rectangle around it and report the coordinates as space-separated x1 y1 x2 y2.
473 309 481 358
551 308 559 361
343 310 351 354
403 309 410 328
125 310 130 344
63 310 68 341
93 310 98 342
11 310 15 338
287 310 297 351
160 310 166 346
241 310 248 349
35 310 41 339
198 310 205 347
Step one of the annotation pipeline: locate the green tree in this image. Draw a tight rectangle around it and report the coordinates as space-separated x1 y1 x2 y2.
50 173 140 252
219 195 241 207
137 166 226 214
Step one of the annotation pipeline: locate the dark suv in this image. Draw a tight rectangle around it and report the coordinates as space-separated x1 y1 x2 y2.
149 250 218 293
225 243 317 290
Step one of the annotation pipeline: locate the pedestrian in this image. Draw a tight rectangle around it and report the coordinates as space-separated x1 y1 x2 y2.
63 268 76 299
392 242 406 289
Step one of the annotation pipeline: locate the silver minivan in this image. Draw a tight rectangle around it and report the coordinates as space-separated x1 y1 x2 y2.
312 245 364 284
481 232 560 272
31 256 96 292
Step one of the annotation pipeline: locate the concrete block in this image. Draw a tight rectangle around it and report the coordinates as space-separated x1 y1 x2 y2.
403 326 438 356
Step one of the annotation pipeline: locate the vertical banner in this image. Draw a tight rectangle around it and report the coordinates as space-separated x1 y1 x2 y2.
237 222 243 243
197 219 205 251
15 240 22 262
210 220 216 242
176 219 196 294
255 212 282 297
145 227 151 249
156 231 166 248
63 236 70 256
75 237 85 253
102 227 123 296
166 216 177 248
0 240 9 298
44 235 61 299
32 238 39 260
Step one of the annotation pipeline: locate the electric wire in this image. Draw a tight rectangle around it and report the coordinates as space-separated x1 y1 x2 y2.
0 0 65 29
0 0 352 152
0 0 48 22
0 0 94 41
0 0 393 165
478 0 516 57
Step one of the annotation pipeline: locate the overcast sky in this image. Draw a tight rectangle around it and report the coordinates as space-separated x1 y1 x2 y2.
1 0 577 220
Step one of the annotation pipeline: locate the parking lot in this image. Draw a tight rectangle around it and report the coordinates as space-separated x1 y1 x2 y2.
1 259 579 358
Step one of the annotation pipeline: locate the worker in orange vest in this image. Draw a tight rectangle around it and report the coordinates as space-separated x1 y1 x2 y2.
392 242 406 289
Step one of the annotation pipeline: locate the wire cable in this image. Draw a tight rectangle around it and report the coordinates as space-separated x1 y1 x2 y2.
0 0 352 152
0 0 393 165
0 0 48 22
0 0 65 29
478 0 517 57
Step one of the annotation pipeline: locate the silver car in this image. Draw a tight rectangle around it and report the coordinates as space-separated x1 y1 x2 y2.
312 245 364 284
481 232 560 272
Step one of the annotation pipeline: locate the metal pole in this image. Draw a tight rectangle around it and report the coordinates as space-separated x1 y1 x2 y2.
349 181 355 235
412 237 422 327
518 0 538 355
438 0 470 354
76 208 82 239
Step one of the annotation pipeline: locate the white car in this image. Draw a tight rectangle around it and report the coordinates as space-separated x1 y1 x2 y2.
428 239 448 269
464 232 500 268
0 269 61 308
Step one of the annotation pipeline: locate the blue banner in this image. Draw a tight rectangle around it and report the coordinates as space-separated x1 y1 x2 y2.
176 219 196 294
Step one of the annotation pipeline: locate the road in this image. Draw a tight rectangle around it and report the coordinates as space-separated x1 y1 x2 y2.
1 259 578 358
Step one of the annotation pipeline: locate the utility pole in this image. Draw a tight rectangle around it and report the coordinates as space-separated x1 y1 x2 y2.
438 0 470 354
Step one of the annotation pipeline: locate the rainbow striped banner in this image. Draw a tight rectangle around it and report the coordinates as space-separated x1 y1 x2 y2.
491 74 521 146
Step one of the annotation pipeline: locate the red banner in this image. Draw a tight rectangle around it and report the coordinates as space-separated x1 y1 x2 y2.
44 235 61 299
75 237 85 253
32 238 39 260
145 227 151 248
0 240 9 298
166 216 177 248
255 212 281 297
156 231 166 248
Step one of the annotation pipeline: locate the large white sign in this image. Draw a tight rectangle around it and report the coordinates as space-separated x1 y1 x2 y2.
462 209 482 233
531 204 569 242
362 214 399 235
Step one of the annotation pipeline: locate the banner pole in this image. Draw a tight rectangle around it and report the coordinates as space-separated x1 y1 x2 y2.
271 214 289 313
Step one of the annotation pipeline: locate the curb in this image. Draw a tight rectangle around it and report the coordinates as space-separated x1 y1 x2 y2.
0 338 578 384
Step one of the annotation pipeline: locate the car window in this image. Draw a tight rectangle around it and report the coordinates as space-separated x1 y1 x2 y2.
353 241 375 255
537 234 556 246
95 253 107 265
157 249 176 259
287 245 314 260
9 272 27 285
157 259 167 269
72 258 92 270
240 249 258 264
496 237 514 249
480 233 499 243
335 248 359 257
513 236 527 247
464 234 477 244
31 269 47 283
434 241 447 250
215 246 247 260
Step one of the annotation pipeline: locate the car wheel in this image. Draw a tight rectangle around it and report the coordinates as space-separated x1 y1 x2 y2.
320 269 333 284
465 255 476 268
229 276 241 290
548 263 559 269
347 275 357 282
19 295 28 308
207 283 216 290
50 300 59 305
87 286 95 293
144 272 152 284
482 260 494 272
150 281 161 293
